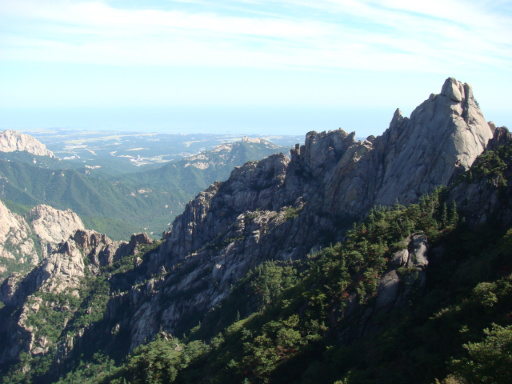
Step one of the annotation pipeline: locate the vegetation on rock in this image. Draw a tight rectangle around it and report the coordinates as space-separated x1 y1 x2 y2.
9 165 509 383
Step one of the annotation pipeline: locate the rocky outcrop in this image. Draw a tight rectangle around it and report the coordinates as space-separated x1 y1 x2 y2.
0 201 85 283
321 78 493 219
0 229 153 365
27 205 85 258
0 130 56 158
0 230 140 306
447 125 512 229
486 123 511 150
125 77 495 345
0 201 38 266
376 233 429 310
0 78 504 373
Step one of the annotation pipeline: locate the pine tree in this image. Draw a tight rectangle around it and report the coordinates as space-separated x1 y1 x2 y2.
450 201 459 227
441 202 448 228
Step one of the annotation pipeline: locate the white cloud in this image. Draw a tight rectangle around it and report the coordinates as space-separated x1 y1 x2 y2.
0 0 511 73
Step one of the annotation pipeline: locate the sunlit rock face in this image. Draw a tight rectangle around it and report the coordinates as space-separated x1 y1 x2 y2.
0 77 501 368
0 201 86 280
142 77 493 342
0 130 56 158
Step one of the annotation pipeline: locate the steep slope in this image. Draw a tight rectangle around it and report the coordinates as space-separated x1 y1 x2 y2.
0 230 154 373
141 78 493 336
0 200 85 282
0 78 506 384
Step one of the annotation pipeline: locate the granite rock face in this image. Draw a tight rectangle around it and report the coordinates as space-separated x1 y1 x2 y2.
0 230 153 364
0 78 504 370
0 130 56 158
27 205 85 258
126 77 494 344
322 78 493 219
0 201 85 280
0 201 38 268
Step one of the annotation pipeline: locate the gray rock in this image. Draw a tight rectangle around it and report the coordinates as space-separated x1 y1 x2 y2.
390 248 409 267
0 77 504 371
376 270 401 309
0 130 56 158
408 234 429 270
0 201 85 281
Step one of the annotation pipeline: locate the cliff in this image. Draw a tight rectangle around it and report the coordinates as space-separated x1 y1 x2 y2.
0 78 509 383
0 130 56 159
136 78 494 339
0 201 85 282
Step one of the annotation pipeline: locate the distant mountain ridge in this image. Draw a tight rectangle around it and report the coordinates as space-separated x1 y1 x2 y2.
0 136 290 240
117 136 286 195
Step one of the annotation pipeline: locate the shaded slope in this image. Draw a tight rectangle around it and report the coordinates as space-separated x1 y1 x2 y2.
0 78 507 384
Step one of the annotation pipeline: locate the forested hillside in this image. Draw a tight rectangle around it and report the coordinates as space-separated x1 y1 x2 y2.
1 78 510 384
4 140 511 384
0 138 288 239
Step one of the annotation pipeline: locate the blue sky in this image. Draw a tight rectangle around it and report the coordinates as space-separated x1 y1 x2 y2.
1 0 511 137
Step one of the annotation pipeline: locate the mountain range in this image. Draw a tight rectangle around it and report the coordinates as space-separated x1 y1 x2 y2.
0 78 511 384
0 136 289 240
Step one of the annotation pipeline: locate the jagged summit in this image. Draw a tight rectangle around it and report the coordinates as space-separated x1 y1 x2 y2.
124 77 496 339
0 78 508 378
0 130 56 158
369 76 493 206
441 76 471 102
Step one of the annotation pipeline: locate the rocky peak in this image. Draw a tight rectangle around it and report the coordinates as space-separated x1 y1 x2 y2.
300 129 359 176
0 201 87 283
69 230 153 270
286 77 492 219
441 76 466 102
0 130 56 158
142 78 496 339
158 77 494 268
389 108 405 130
370 77 493 206
27 205 84 257
487 123 511 150
160 153 289 262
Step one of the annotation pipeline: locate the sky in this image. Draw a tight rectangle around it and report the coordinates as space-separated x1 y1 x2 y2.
0 0 511 137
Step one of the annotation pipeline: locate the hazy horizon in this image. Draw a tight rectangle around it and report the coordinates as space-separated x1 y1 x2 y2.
1 1 511 137
3 100 510 139
2 105 403 138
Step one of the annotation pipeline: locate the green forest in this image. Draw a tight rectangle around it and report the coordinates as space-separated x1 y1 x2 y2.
0 141 286 240
3 143 512 383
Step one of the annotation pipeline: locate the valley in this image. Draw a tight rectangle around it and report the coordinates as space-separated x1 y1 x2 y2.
21 129 303 174
0 132 298 241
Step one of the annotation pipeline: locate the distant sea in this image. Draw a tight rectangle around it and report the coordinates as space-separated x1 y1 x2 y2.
0 106 397 139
